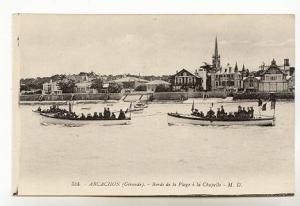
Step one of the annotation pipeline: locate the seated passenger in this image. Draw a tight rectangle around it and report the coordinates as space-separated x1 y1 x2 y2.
220 105 225 115
93 112 98 119
206 108 215 118
98 112 103 119
80 113 86 119
238 105 242 113
107 108 111 118
223 112 228 120
250 107 254 118
192 109 199 116
87 113 92 120
247 107 252 118
118 109 126 120
228 112 234 119
111 112 116 119
216 108 221 118
199 111 204 117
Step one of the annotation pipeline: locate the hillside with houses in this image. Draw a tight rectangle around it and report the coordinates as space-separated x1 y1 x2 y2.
19 38 295 102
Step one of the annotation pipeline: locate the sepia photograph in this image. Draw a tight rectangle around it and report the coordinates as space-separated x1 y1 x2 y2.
13 14 295 196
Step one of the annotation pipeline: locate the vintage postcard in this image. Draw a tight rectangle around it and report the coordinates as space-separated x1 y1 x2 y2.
13 14 295 196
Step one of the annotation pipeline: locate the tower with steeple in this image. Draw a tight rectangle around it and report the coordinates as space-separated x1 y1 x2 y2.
234 62 239 73
212 36 221 70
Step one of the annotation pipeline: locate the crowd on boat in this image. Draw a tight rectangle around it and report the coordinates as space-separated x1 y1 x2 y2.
37 105 127 120
191 105 255 120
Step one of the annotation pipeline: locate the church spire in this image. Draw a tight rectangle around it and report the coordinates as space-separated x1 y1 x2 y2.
212 36 221 69
234 62 238 72
215 36 218 57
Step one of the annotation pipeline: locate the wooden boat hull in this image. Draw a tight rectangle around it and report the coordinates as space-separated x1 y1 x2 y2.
134 105 148 109
167 113 275 126
40 113 131 126
126 108 144 113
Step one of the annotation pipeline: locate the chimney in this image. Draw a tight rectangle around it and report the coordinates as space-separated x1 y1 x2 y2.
284 58 290 66
284 58 290 71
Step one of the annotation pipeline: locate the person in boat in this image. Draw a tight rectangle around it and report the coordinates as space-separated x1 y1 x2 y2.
111 112 116 119
118 109 126 120
199 111 204 117
228 112 234 119
192 109 200 116
73 112 79 119
104 107 111 119
220 105 225 115
93 112 98 119
103 107 107 118
80 113 86 120
250 107 254 118
238 105 242 113
216 108 221 118
86 113 92 120
107 108 111 119
234 105 242 119
247 107 251 118
206 107 215 119
243 107 250 119
98 112 103 119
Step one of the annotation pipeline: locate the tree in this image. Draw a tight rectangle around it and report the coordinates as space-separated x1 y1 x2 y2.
134 85 147 91
90 78 103 93
57 79 76 93
155 84 171 92
108 83 122 93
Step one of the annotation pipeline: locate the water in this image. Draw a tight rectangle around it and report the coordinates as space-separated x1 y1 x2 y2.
16 100 294 195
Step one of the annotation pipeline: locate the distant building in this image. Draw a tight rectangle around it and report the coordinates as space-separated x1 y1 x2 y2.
287 75 295 93
169 69 202 91
42 80 62 95
282 58 295 92
111 76 149 89
200 37 244 91
211 63 243 91
258 59 288 92
75 81 97 94
194 67 207 90
243 74 260 92
145 80 171 92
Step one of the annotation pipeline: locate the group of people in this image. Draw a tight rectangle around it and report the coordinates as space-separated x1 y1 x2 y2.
38 105 127 120
192 105 255 120
77 108 126 120
37 105 68 114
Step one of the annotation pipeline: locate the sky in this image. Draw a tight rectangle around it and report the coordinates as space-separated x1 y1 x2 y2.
16 14 295 78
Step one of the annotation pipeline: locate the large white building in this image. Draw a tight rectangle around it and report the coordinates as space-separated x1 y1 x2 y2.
42 80 62 95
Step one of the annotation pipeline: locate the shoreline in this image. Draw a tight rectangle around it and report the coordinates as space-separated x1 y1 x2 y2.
19 98 294 105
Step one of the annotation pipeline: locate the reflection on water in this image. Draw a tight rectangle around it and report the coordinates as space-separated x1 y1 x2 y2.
17 100 294 194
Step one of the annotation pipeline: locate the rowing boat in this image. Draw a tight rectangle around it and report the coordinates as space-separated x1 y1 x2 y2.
134 103 148 108
167 112 275 126
40 113 131 126
125 107 144 113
